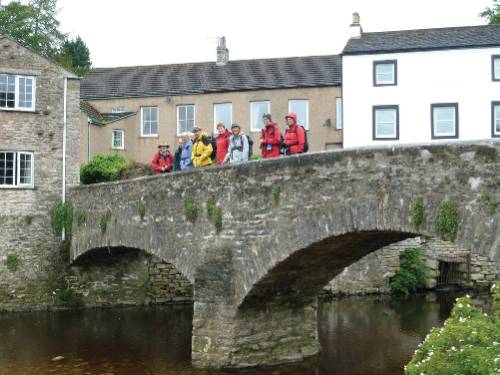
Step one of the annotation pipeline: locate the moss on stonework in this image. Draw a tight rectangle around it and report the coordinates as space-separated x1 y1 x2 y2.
100 211 112 235
435 201 459 241
138 201 146 221
5 254 18 271
206 197 223 233
480 192 498 215
410 197 424 228
272 186 281 205
184 195 198 224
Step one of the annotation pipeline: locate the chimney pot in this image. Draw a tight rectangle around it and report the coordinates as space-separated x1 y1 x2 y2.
216 36 229 66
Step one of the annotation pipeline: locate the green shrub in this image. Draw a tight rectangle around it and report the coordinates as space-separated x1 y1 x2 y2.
206 197 223 233
184 195 198 224
50 201 73 239
75 209 86 226
390 247 428 297
272 186 281 205
250 154 261 161
54 288 84 308
5 254 18 271
435 201 459 241
405 284 500 375
411 197 424 228
480 192 498 214
100 211 111 235
24 215 33 225
80 154 129 184
138 201 146 221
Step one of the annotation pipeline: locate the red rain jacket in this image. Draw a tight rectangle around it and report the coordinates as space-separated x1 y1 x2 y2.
284 112 305 155
215 130 231 164
151 151 173 174
260 122 281 158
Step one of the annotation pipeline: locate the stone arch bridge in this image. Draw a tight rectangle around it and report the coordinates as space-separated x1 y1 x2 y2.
69 142 500 369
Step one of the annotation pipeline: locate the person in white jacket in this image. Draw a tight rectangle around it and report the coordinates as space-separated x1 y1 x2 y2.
223 124 249 164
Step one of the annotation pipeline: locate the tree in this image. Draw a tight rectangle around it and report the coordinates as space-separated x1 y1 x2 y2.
57 36 92 76
480 0 500 24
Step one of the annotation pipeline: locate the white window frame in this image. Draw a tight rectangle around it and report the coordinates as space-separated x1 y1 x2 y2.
213 102 233 132
492 55 500 81
177 104 196 135
373 106 399 140
111 129 125 150
288 99 309 130
0 151 34 188
336 97 343 130
140 106 159 137
0 74 36 112
250 101 271 132
373 60 397 86
431 103 458 139
112 106 125 113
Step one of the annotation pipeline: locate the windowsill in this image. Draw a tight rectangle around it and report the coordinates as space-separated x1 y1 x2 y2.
374 83 397 87
431 135 459 140
0 185 35 190
140 135 159 138
492 134 500 138
0 108 38 114
111 148 125 151
373 137 398 141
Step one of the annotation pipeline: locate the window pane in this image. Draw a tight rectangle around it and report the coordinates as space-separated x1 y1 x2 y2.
150 107 158 121
179 106 186 121
112 131 124 148
251 101 270 130
336 97 343 130
0 151 15 186
214 103 232 130
186 105 194 120
495 58 500 79
18 77 33 108
376 64 394 84
433 107 456 136
289 100 308 129
375 109 396 137
19 153 32 185
495 105 500 133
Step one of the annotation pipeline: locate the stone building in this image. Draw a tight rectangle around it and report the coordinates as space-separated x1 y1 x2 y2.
0 35 80 310
79 38 343 164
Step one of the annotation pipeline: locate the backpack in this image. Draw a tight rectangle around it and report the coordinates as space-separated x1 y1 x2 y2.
246 134 254 158
205 134 217 160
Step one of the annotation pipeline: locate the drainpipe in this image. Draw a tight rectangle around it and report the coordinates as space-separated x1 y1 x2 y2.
87 117 92 162
62 77 68 241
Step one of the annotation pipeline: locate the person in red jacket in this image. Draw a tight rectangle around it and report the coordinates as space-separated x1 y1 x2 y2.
151 144 173 174
284 112 305 155
260 113 281 159
215 123 231 164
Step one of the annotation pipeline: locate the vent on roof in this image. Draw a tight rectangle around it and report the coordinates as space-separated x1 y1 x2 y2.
216 36 229 66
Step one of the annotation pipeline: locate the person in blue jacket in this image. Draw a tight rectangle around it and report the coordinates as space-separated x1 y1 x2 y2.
179 132 194 171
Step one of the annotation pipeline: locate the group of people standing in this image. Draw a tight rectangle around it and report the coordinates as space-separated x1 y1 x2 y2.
151 112 307 175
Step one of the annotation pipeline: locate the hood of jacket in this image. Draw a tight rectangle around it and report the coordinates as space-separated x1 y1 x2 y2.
285 112 297 126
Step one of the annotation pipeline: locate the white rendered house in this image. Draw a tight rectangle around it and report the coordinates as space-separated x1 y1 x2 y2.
342 17 500 148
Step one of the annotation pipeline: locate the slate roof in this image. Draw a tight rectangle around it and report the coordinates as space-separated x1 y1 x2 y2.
80 100 136 125
343 25 500 55
80 55 342 99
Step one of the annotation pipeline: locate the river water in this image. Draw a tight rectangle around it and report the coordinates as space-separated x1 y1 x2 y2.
0 292 465 375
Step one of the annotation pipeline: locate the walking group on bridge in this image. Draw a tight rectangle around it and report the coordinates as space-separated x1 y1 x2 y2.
151 112 308 174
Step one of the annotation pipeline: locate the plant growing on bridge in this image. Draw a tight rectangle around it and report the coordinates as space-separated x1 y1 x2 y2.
405 284 499 375
184 195 198 224
50 200 73 239
5 254 18 271
75 209 86 226
272 186 281 205
480 192 498 215
99 211 111 235
434 201 459 241
54 288 84 308
137 201 146 221
24 215 33 225
206 197 223 233
389 247 428 297
410 197 424 228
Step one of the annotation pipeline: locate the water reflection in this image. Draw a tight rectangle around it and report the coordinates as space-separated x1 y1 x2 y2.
0 292 468 375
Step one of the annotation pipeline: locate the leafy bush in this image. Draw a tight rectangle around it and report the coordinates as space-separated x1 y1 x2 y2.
435 201 459 241
54 288 84 308
390 247 429 296
5 254 18 271
411 197 424 228
118 162 154 180
405 284 500 375
184 195 198 224
50 200 73 239
80 154 129 184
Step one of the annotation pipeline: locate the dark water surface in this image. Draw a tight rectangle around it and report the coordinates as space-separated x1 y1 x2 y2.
0 292 464 375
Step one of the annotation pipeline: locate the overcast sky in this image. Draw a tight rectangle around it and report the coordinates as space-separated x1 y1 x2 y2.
5 0 494 67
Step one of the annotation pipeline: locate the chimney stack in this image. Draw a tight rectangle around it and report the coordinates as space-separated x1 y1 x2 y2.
216 36 229 66
349 12 362 39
